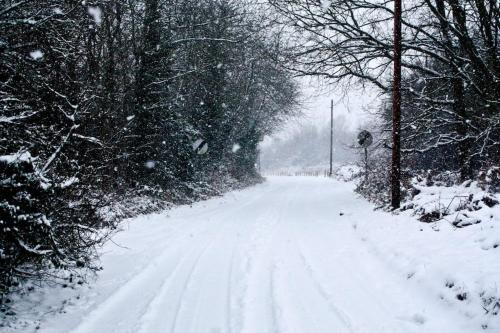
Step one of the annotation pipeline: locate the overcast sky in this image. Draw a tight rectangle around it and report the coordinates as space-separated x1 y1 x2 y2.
261 79 382 147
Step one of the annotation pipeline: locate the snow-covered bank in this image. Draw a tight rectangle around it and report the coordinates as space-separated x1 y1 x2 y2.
1 177 498 332
0 175 262 330
97 174 264 224
353 195 500 331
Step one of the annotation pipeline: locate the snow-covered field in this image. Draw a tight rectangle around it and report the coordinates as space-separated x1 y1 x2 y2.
2 177 499 332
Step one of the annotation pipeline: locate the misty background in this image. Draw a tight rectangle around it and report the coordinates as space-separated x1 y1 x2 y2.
259 82 380 172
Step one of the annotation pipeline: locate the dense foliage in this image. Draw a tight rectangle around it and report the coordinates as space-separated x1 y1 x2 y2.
0 0 297 296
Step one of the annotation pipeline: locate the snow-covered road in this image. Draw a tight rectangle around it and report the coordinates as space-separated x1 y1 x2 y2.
14 177 480 333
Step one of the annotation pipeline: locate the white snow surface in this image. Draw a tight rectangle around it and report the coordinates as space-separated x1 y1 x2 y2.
0 151 32 164
3 177 499 333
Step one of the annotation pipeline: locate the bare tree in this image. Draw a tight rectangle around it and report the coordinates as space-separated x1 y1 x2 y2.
268 0 499 186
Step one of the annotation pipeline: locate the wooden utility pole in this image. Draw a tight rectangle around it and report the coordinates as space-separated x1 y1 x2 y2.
391 0 402 209
329 99 333 177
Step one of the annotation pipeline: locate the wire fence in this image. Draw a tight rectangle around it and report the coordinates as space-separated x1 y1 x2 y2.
262 170 331 177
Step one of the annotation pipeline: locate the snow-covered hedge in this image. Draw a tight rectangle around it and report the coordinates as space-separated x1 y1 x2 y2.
98 172 264 224
401 168 499 227
0 153 111 300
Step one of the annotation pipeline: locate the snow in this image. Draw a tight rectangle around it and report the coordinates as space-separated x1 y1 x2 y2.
29 50 44 60
60 177 79 189
144 161 156 169
87 6 102 26
232 143 241 153
2 177 498 332
335 164 362 181
403 176 499 227
0 151 32 164
320 0 332 10
17 240 52 256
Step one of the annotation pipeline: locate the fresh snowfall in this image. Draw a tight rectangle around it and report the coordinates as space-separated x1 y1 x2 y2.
1 0 499 333
2 175 499 333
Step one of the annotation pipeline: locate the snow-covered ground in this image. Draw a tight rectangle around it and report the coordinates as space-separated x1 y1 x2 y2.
2 177 499 332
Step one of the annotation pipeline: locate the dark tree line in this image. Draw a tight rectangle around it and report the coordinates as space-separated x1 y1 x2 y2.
0 0 297 296
269 0 499 200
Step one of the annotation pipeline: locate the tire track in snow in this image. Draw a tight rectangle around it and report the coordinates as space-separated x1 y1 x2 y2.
238 209 282 333
168 236 219 333
268 198 354 333
10 177 474 333
68 230 210 333
304 218 403 317
269 261 283 333
267 180 310 333
137 186 277 333
238 186 291 333
225 245 236 333
263 180 311 333
285 200 353 330
135 232 220 333
290 199 419 333
292 238 355 332
69 189 269 333
170 218 245 333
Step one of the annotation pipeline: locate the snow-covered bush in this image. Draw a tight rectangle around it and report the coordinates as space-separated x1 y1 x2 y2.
334 164 362 182
478 167 500 193
399 169 499 226
354 151 394 205
0 1 111 301
0 153 110 298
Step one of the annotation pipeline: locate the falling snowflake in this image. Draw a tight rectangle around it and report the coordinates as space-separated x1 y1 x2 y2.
30 50 44 60
88 6 102 26
232 144 241 153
